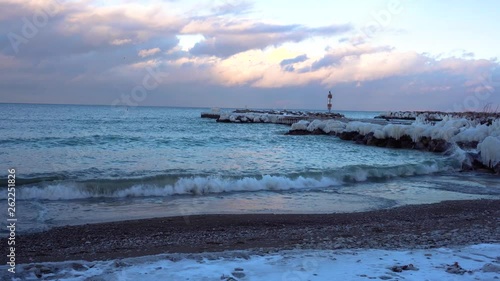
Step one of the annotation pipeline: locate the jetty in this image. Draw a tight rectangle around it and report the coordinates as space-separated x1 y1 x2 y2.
376 111 500 124
200 112 221 119
201 109 413 126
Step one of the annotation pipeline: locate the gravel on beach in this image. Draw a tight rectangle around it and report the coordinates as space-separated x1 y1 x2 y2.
3 199 499 264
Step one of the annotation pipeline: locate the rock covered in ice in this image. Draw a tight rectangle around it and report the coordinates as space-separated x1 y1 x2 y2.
376 111 500 123
217 113 276 123
306 119 327 131
216 109 345 124
345 121 382 136
478 136 500 168
382 124 409 140
287 115 500 172
454 119 500 143
218 113 230 122
291 120 309 131
322 120 346 134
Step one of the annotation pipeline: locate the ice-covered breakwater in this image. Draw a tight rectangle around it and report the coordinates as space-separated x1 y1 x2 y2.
376 111 500 123
231 109 344 117
288 117 500 173
215 110 344 125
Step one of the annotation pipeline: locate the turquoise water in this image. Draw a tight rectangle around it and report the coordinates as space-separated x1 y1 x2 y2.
0 104 499 234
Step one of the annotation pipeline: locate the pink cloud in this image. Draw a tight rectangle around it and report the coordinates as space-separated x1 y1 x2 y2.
138 48 161 58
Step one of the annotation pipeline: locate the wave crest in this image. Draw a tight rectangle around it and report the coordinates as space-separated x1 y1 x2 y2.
15 159 458 200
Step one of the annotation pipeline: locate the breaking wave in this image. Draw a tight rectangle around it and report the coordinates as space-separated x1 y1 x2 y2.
14 159 459 201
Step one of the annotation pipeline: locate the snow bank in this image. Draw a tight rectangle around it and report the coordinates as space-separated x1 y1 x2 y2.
12 244 500 280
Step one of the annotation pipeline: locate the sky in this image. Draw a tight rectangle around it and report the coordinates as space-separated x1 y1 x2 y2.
0 0 499 111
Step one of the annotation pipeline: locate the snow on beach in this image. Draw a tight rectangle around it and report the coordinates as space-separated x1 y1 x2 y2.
6 244 500 281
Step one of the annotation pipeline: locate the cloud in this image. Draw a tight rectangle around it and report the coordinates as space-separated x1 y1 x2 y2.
170 40 497 95
311 44 393 70
280 54 308 72
280 54 308 67
0 54 22 69
0 0 498 111
0 1 183 57
211 0 253 16
111 38 132 46
138 47 161 58
185 19 352 57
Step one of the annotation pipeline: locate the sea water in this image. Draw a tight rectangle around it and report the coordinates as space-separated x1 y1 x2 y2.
1 103 499 234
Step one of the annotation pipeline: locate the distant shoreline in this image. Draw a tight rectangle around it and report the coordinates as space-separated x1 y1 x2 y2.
5 199 499 264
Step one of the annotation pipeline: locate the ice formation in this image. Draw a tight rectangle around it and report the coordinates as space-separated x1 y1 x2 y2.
218 113 281 124
377 111 500 122
289 115 500 170
478 136 500 168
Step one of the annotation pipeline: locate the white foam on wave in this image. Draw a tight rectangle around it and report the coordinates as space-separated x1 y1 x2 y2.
345 161 445 182
17 183 92 200
17 175 340 200
16 159 457 201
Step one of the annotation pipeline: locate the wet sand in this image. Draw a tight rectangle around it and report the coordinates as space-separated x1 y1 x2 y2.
3 199 499 264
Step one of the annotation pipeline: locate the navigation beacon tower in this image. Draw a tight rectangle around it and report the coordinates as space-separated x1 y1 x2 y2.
327 91 333 113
